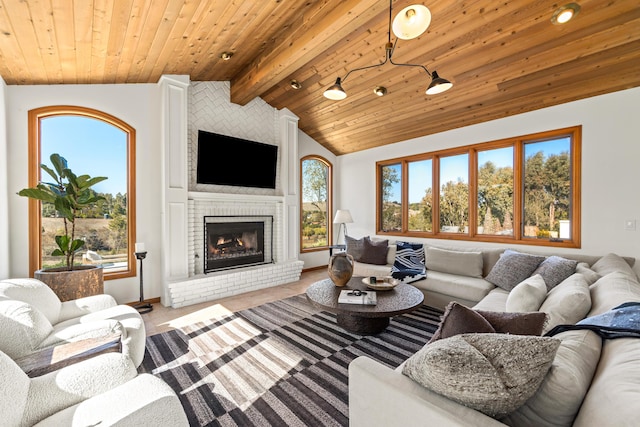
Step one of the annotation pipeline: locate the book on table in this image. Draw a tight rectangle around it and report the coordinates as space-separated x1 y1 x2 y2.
338 289 377 305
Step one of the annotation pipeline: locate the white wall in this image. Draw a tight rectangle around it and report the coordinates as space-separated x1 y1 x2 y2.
5 84 162 304
298 130 338 269
338 87 640 263
0 76 8 278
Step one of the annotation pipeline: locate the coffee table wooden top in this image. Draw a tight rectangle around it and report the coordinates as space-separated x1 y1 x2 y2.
306 276 424 318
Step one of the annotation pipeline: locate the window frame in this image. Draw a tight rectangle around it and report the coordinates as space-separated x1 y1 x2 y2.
27 105 137 280
299 155 333 253
376 126 581 248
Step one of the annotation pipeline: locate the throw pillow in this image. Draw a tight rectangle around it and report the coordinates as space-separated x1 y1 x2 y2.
506 274 548 313
429 301 547 344
391 241 426 283
575 262 601 285
402 333 561 417
345 235 366 261
357 237 389 265
539 273 591 334
531 256 578 290
485 249 545 291
500 329 602 427
425 247 483 278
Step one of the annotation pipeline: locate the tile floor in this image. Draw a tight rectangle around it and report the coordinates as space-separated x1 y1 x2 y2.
141 269 328 336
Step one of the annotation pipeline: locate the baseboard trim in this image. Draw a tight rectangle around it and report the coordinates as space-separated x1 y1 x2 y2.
126 297 161 307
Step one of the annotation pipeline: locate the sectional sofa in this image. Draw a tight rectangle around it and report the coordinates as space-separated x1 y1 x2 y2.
349 245 640 427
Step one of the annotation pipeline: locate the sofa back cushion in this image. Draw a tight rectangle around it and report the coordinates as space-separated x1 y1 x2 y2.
425 247 483 278
500 329 602 427
0 300 53 359
539 273 591 333
587 271 640 317
590 253 637 279
0 278 61 324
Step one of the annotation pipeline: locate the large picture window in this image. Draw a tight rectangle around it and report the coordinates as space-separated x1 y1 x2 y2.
28 106 137 279
377 126 581 248
300 156 332 251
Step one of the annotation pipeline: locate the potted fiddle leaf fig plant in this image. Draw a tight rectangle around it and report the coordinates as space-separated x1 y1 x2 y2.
18 153 108 300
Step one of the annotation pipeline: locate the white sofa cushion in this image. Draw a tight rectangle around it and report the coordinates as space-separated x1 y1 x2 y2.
590 253 637 279
425 247 484 278
500 329 602 427
506 274 548 313
539 273 591 334
576 262 601 285
418 271 495 303
0 300 54 359
587 271 640 317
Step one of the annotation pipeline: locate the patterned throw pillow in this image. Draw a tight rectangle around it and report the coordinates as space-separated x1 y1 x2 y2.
403 333 561 417
485 249 545 291
391 241 426 283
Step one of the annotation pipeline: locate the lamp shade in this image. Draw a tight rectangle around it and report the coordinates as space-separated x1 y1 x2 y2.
323 77 347 100
333 209 354 224
425 71 453 95
392 4 431 40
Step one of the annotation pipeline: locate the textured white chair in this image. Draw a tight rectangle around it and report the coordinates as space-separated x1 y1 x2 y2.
0 350 188 426
0 278 146 367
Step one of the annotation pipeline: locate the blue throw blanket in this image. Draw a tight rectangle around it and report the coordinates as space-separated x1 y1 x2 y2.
391 241 427 284
545 302 640 339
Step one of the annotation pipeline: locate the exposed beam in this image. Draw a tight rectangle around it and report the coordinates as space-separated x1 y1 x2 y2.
230 0 388 106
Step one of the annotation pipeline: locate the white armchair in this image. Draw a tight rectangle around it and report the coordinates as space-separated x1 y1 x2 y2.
0 278 146 367
0 350 188 426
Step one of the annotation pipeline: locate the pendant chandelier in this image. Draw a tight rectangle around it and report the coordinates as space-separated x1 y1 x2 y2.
323 0 452 100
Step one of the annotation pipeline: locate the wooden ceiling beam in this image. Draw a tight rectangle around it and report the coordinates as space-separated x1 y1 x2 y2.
230 0 389 106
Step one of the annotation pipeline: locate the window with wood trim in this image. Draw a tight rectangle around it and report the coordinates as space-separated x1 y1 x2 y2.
28 106 137 279
377 126 581 248
300 155 332 252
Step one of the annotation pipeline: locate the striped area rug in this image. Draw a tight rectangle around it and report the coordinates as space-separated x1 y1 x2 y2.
140 294 443 427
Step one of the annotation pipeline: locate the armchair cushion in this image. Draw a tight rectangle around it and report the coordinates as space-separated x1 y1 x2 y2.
0 300 53 359
0 350 30 427
0 278 62 324
58 294 117 323
39 319 124 350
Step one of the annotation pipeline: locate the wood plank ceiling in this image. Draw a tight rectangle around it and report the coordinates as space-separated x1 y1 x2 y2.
0 0 638 155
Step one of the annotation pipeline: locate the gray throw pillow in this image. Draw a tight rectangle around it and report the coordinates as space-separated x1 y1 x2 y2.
358 237 389 265
345 235 365 261
485 250 545 291
531 256 578 290
403 333 560 417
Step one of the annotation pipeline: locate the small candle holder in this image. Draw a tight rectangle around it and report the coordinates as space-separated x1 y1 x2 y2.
134 251 152 313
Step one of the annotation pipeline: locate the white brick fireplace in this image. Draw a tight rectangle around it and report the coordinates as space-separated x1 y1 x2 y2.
159 77 303 308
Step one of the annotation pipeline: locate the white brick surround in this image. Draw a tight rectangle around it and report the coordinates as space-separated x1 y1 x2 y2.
162 79 302 308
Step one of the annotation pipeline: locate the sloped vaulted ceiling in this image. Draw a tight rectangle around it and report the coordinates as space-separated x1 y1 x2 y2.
0 0 638 155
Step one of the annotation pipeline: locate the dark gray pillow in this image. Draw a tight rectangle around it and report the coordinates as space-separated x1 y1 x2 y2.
485 250 545 291
345 235 365 261
358 237 389 265
531 256 578 290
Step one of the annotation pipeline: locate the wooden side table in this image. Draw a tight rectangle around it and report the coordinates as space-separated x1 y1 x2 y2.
15 331 123 377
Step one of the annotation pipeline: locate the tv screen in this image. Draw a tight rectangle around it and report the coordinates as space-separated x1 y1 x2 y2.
196 130 278 189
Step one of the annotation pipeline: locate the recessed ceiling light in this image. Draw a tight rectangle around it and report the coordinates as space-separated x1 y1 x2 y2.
220 52 233 61
290 80 302 90
551 3 581 25
374 86 387 96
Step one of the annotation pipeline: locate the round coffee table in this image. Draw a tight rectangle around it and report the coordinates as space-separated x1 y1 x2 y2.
305 276 424 334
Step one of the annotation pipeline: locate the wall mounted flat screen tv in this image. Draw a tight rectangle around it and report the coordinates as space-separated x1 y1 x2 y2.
197 130 278 189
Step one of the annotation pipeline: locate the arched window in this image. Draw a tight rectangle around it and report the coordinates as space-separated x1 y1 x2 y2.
300 155 332 252
27 106 136 279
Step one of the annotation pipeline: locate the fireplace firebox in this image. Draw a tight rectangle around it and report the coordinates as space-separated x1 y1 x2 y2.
204 216 273 273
